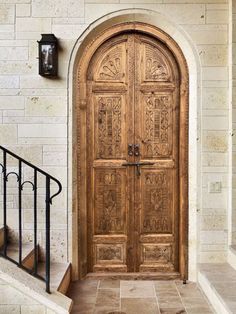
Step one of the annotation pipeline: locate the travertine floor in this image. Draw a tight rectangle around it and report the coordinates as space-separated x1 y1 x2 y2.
67 279 215 314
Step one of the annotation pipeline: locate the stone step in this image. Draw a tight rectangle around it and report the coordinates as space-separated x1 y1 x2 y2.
198 263 236 314
5 242 38 271
37 261 71 295
0 227 72 296
0 256 73 313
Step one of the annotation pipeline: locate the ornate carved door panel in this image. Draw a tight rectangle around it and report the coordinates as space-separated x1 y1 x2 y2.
134 35 179 272
86 32 180 274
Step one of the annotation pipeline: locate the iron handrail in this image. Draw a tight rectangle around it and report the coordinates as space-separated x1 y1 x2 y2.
0 145 62 293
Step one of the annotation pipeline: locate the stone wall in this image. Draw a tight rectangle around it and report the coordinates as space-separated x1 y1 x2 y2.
232 1 236 246
0 0 230 266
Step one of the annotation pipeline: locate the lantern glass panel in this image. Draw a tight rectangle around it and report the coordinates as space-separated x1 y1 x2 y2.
41 44 55 75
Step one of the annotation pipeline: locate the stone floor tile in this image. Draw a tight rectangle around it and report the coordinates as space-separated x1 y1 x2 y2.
121 298 159 314
158 296 183 309
155 289 180 298
68 280 98 295
68 279 214 313
99 279 120 289
93 306 122 314
159 308 186 314
154 281 176 291
181 297 210 308
96 288 120 308
176 284 203 298
120 281 155 298
70 303 95 314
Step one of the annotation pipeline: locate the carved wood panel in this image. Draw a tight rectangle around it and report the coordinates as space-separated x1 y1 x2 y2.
87 32 181 274
142 94 173 158
94 43 126 82
141 170 172 234
94 95 125 159
143 43 172 82
94 169 126 234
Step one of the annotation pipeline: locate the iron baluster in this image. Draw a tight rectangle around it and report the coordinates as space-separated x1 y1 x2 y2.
45 176 51 294
3 151 7 257
34 169 38 276
18 160 22 266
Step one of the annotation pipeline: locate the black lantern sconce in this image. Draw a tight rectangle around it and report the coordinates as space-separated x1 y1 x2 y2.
38 34 58 77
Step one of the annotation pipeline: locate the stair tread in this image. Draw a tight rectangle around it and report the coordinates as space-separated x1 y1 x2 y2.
4 242 34 262
0 256 72 313
37 262 70 290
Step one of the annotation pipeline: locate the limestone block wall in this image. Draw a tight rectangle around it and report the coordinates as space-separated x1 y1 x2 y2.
232 1 236 246
0 0 230 266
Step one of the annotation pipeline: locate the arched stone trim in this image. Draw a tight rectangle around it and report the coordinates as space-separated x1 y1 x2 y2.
68 10 200 282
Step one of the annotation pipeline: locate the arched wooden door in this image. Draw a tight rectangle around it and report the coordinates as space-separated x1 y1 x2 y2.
85 31 182 276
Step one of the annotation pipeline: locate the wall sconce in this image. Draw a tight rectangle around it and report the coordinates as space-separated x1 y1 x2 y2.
38 34 58 77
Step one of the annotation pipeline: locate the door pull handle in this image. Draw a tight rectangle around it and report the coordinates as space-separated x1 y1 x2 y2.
122 162 155 177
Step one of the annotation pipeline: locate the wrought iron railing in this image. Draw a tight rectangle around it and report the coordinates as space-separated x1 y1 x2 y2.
0 145 62 293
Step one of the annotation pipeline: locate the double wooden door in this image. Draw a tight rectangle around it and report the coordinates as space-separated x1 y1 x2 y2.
87 32 180 274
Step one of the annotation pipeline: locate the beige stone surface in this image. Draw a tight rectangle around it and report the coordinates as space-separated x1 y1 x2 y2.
0 124 17 144
16 4 31 17
25 96 67 117
0 4 15 24
18 124 67 138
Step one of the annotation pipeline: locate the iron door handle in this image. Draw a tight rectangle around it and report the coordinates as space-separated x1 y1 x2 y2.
122 162 155 176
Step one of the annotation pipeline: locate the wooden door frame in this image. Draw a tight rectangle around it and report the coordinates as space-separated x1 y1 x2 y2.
73 22 189 280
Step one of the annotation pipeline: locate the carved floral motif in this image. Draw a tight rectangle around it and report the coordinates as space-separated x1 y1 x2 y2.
144 95 172 157
142 172 171 233
144 245 172 263
96 96 122 159
98 246 121 260
145 45 170 81
97 46 124 80
95 171 124 234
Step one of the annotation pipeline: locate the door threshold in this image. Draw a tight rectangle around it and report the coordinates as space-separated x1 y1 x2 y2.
85 272 181 280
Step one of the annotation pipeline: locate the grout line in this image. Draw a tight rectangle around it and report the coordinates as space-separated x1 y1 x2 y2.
175 280 188 314
153 280 161 314
93 279 100 312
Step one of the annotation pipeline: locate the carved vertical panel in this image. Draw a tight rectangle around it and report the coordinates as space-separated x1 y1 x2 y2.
94 95 125 159
142 94 173 158
141 171 172 234
94 169 126 235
